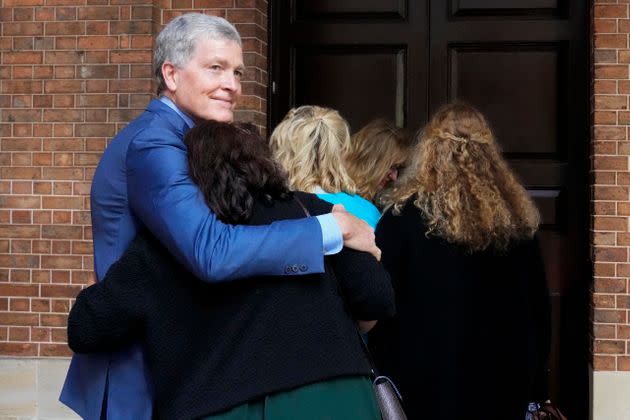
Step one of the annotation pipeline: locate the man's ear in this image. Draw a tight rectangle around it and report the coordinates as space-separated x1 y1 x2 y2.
162 61 178 92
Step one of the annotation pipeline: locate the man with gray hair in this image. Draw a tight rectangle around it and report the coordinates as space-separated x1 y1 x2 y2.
60 13 379 420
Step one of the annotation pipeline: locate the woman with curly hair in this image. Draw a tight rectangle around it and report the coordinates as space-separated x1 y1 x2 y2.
67 121 394 420
369 102 551 419
346 118 412 203
270 105 382 228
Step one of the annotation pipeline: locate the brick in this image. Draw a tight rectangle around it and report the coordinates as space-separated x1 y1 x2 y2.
44 80 84 93
0 343 37 356
52 182 72 195
42 225 83 239
33 240 51 253
52 95 74 108
9 327 30 341
55 37 78 50
110 79 152 93
1 167 41 180
43 109 83 123
594 127 627 141
618 202 630 214
40 314 67 327
594 324 617 338
3 22 44 36
32 327 51 342
40 343 72 357
54 66 76 79
9 269 30 282
33 182 52 195
78 6 120 20
131 35 152 49
75 124 116 137
41 169 84 181
77 36 119 50
619 357 630 371
52 328 68 342
72 210 91 224
0 138 38 152
596 95 629 110
0 195 40 209
595 111 617 125
0 254 40 268
595 5 629 18
0 223 41 238
0 312 39 326
602 338 627 354
85 109 107 122
594 186 629 200
52 6 76 20
110 50 152 64
594 277 626 293
45 21 85 36
77 94 117 108
3 51 43 65
78 65 119 79
51 300 70 313
41 285 82 298
594 309 627 323
51 270 70 283
41 255 82 269
594 355 616 370
110 20 152 34
43 138 84 151
618 263 630 277
1 109 42 122
618 325 630 339
594 293 616 308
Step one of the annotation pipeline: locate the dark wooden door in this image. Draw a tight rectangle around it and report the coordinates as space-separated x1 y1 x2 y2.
269 1 590 418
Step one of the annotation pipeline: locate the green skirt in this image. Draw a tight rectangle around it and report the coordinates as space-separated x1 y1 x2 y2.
201 376 380 420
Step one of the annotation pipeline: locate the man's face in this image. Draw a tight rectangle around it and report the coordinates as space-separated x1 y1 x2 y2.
166 38 244 123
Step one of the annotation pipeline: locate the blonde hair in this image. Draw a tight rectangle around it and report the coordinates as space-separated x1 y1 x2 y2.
269 105 356 194
346 119 411 201
382 102 540 252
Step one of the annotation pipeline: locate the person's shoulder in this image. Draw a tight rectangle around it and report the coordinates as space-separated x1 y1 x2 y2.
295 191 333 217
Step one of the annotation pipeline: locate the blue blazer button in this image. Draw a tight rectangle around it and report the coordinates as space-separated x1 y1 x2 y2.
299 264 308 272
285 265 292 274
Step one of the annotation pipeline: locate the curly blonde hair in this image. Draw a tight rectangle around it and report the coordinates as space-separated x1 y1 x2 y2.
381 102 540 252
346 119 411 201
269 105 357 194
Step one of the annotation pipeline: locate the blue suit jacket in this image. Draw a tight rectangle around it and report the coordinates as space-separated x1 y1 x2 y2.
60 99 324 420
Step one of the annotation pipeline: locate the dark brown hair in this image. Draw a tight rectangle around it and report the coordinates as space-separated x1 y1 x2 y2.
184 121 292 224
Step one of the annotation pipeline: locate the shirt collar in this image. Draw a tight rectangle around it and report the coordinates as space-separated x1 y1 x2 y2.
159 96 195 129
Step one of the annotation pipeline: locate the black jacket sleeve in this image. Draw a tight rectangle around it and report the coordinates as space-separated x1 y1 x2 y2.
297 192 396 320
526 234 552 402
67 234 155 353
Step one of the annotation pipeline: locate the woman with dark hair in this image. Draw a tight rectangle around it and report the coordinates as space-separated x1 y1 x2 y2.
370 102 551 419
67 121 394 420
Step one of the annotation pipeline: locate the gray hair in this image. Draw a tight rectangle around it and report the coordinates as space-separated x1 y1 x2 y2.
153 13 242 95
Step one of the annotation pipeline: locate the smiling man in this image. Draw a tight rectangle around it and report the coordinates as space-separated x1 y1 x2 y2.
60 13 379 420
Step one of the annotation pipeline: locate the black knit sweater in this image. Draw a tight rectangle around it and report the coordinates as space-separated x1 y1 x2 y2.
67 192 395 419
369 199 551 420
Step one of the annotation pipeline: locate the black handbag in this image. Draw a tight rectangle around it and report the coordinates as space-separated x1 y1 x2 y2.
293 195 407 420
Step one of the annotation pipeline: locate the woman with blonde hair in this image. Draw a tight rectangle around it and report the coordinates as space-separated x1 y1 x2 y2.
369 102 551 419
270 105 381 228
346 118 412 202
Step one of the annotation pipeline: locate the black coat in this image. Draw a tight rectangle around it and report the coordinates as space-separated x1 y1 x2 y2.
68 192 395 420
369 199 551 420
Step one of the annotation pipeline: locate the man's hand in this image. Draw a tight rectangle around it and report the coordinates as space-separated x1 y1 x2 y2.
331 204 381 261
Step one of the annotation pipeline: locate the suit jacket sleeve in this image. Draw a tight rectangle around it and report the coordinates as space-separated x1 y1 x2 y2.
126 128 324 282
67 235 153 353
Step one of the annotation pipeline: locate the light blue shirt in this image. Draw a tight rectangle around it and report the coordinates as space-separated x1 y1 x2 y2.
159 96 343 255
314 188 381 229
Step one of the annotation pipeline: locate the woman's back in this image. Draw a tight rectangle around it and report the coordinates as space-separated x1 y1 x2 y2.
371 200 549 420
69 191 394 419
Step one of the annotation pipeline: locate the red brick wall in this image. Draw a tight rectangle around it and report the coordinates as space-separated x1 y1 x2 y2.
593 1 630 372
0 0 268 357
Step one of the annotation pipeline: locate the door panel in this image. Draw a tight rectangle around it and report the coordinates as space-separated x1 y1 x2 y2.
270 1 589 418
